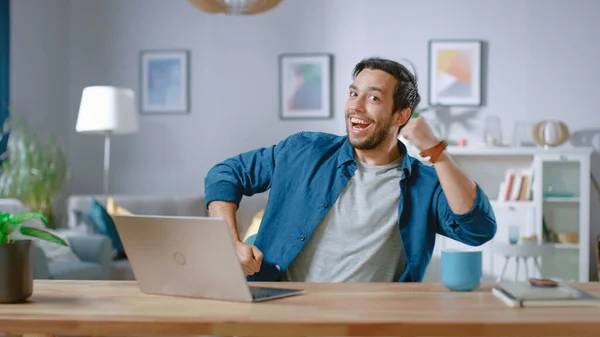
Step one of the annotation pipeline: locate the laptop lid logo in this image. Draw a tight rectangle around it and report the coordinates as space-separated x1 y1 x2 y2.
173 252 187 266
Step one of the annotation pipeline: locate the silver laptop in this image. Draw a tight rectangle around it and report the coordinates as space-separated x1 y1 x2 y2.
112 214 305 302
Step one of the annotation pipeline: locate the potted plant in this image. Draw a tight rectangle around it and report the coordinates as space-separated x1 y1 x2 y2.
0 114 68 229
0 211 67 303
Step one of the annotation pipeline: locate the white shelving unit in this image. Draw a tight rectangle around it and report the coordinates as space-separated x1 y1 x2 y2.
417 145 595 282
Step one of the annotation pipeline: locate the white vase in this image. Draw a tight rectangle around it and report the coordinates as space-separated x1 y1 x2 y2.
532 120 570 147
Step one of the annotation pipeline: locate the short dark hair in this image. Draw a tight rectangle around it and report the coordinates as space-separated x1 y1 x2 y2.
352 57 421 116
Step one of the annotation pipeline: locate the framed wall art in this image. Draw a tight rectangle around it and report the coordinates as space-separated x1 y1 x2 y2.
139 49 190 114
428 40 483 106
279 53 332 119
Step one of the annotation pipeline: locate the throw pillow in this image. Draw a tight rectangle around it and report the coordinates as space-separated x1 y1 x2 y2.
87 198 125 258
72 210 100 234
243 209 264 245
106 197 133 215
105 198 134 260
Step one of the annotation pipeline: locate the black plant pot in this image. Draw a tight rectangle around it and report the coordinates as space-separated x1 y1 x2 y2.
0 240 33 303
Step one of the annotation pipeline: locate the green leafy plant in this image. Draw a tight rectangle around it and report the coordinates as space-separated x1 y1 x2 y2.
0 211 67 246
0 114 68 228
412 107 430 119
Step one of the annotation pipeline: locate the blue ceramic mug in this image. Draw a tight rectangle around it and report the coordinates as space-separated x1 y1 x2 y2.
441 249 482 291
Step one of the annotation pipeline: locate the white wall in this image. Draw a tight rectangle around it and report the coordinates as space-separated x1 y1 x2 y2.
10 0 70 149
10 0 600 197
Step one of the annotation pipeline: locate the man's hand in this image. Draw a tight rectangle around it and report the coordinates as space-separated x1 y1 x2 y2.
208 201 263 275
400 116 440 151
401 117 478 214
235 241 263 275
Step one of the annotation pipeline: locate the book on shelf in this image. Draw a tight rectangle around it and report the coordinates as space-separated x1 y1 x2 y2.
497 168 534 202
492 281 600 307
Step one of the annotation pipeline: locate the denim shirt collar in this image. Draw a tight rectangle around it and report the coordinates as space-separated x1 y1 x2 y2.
336 136 415 180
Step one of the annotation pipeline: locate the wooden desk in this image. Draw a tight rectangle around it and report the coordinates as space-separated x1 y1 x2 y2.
0 280 599 337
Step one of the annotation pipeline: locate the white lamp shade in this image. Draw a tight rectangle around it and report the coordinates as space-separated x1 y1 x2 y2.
76 86 139 134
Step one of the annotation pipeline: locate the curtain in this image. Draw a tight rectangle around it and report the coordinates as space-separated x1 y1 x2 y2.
0 0 8 161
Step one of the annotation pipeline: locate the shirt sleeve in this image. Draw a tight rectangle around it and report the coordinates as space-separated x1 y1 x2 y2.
433 183 497 246
203 133 299 209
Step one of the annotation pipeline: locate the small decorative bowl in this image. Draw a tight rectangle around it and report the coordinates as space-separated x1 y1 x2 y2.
554 232 579 244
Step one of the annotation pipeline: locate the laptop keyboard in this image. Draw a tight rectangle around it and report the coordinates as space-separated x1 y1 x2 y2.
249 286 298 299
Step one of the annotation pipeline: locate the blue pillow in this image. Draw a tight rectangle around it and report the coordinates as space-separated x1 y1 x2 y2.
87 198 125 256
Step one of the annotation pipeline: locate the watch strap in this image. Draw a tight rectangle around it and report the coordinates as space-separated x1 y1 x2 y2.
419 140 448 164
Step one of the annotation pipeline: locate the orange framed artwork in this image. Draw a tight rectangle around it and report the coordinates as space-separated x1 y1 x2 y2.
428 40 483 107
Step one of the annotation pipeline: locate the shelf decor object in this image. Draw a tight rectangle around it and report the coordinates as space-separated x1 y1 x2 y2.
483 115 503 146
532 120 570 148
188 0 282 15
428 39 483 106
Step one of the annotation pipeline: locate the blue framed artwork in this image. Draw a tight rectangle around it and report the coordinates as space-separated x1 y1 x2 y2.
279 53 332 119
140 50 190 114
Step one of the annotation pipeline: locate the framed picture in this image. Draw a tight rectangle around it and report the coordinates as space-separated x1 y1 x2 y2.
279 53 332 119
139 49 190 114
428 40 483 106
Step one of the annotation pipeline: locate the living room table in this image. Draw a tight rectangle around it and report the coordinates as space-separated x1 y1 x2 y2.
0 280 599 337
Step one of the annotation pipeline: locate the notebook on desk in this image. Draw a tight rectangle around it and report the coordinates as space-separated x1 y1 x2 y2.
493 281 600 308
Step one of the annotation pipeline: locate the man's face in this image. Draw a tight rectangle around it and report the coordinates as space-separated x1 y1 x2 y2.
345 68 408 150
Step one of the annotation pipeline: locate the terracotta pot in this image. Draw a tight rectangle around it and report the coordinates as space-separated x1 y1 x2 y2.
0 240 33 303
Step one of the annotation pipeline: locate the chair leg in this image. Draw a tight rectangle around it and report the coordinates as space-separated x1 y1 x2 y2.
497 256 509 282
534 257 543 277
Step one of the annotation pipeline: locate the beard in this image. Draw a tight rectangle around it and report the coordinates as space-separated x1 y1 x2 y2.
346 117 394 150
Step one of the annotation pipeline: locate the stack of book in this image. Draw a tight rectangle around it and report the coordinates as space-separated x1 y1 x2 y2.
497 168 534 201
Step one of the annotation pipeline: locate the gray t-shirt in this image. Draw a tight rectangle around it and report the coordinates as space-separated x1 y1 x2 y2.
283 156 406 282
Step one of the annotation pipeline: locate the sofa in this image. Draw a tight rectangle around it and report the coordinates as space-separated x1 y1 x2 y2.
0 198 113 280
66 194 269 280
63 194 453 282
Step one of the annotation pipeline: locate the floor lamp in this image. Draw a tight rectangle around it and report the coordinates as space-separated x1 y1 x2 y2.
76 86 139 194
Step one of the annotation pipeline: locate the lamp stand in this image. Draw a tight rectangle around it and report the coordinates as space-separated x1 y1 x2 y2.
103 131 112 195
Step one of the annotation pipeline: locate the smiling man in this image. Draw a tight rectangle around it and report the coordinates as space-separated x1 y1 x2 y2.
205 57 497 283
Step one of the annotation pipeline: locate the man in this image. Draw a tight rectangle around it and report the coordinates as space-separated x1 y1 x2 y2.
204 57 496 283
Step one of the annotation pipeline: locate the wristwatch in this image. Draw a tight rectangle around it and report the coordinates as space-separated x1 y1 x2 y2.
419 140 448 164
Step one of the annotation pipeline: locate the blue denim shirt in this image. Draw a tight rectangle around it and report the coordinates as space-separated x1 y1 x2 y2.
204 131 497 282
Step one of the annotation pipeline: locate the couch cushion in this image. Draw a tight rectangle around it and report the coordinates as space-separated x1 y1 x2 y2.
72 210 100 234
243 209 264 244
106 198 132 215
48 261 104 280
67 195 208 229
87 198 125 255
235 195 269 236
66 194 269 238
0 198 30 214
